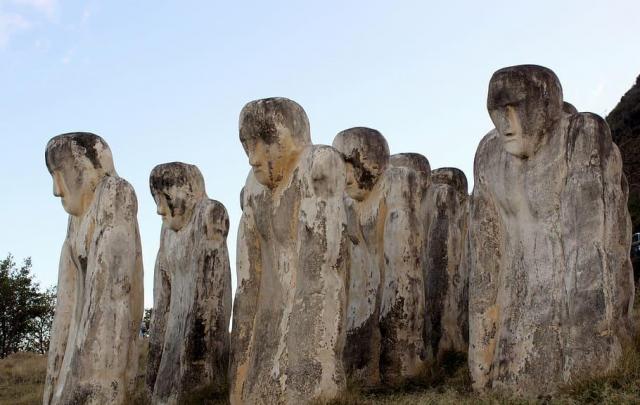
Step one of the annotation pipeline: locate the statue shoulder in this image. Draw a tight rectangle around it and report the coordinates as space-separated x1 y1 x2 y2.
382 165 413 192
240 170 265 211
203 198 230 241
308 145 345 181
567 111 607 128
307 145 346 197
381 166 424 210
473 129 502 185
96 175 139 218
566 112 613 155
564 112 619 171
475 129 501 163
100 175 136 198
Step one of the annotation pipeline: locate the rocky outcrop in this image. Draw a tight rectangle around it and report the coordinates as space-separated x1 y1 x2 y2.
468 65 635 395
607 74 640 233
423 168 469 359
43 133 143 405
146 162 232 404
230 98 349 404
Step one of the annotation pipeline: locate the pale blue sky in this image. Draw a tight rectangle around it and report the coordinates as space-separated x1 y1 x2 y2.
1 0 639 307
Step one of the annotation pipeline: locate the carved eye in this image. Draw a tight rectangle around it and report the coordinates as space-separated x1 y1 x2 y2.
508 100 523 109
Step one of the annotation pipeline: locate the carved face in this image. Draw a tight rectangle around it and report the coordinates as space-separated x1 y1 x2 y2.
488 102 528 157
46 133 115 217
240 123 297 189
153 185 194 231
344 163 360 199
487 66 563 159
50 157 99 217
150 162 205 232
343 156 382 201
332 128 389 201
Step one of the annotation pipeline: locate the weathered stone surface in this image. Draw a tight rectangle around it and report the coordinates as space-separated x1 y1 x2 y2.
380 153 431 385
146 162 232 404
469 65 635 395
333 131 429 388
563 101 578 115
388 153 431 178
333 128 387 388
43 133 144 405
229 98 349 404
423 167 469 359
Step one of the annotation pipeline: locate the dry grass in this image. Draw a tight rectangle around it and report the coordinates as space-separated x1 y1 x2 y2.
0 351 46 405
315 333 640 405
4 320 640 405
316 299 640 404
313 351 535 405
552 307 640 405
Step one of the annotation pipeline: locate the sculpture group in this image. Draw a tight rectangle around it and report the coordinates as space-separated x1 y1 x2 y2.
43 64 635 404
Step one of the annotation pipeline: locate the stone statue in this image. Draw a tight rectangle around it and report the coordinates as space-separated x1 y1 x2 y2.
43 133 143 405
381 153 432 384
229 98 350 404
468 65 635 395
333 128 387 388
563 101 578 115
146 162 232 404
422 167 469 359
333 130 429 388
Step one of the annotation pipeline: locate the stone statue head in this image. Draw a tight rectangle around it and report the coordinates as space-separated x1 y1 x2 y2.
149 162 206 231
487 65 563 158
389 153 432 190
431 167 468 195
239 97 311 189
45 132 116 217
332 127 390 201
